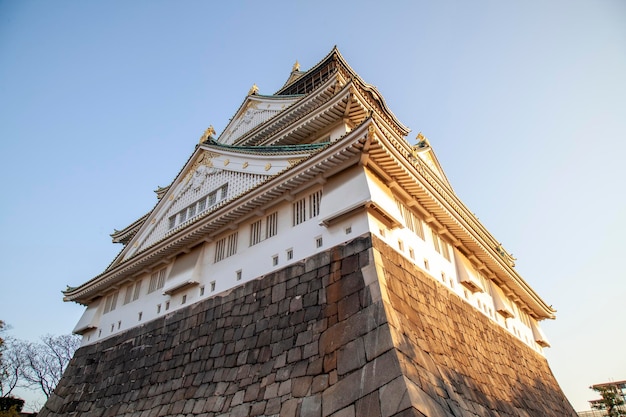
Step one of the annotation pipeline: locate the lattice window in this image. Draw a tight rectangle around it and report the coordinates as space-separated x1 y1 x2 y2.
148 269 166 293
168 183 229 230
309 190 322 218
250 220 262 246
293 189 322 226
124 280 142 304
396 199 425 240
431 230 441 253
123 284 133 305
103 291 119 314
132 280 142 301
214 238 226 263
227 232 238 257
266 212 278 238
441 240 451 261
215 231 238 262
293 198 307 225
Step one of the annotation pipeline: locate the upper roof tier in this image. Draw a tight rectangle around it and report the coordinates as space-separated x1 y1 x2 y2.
216 46 410 147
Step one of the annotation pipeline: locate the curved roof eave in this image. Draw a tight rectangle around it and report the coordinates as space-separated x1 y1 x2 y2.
63 123 373 304
364 124 555 320
275 46 410 137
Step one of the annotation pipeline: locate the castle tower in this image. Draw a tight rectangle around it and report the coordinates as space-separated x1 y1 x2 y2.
41 48 576 417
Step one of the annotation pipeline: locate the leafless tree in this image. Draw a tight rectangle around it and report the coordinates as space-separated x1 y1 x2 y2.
16 334 81 399
0 322 20 398
0 339 22 398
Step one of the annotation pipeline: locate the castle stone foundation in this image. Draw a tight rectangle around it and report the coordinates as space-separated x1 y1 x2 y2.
40 234 575 417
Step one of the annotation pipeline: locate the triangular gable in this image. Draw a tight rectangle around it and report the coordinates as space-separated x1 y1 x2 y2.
113 143 317 265
411 134 454 190
218 94 301 145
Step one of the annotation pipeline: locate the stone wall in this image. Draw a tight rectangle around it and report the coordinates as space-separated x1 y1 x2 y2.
40 234 576 417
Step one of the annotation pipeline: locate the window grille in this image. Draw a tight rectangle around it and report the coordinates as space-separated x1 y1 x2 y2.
215 238 226 262
266 212 278 238
104 291 119 314
293 198 306 225
441 241 451 261
431 230 441 253
132 280 142 301
309 190 322 217
215 231 238 262
123 285 133 305
148 269 166 293
250 220 262 246
168 183 229 230
395 199 425 240
227 232 238 257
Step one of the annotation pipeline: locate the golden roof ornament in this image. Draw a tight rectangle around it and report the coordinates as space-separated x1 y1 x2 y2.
199 125 216 143
416 132 430 147
292 60 300 72
248 83 259 95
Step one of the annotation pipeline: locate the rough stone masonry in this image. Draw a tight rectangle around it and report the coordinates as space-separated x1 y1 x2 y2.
39 234 577 417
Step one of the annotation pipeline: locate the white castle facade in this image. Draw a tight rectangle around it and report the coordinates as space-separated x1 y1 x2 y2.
64 48 554 354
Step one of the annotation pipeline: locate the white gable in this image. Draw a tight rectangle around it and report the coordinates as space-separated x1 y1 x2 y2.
120 153 273 261
218 95 300 145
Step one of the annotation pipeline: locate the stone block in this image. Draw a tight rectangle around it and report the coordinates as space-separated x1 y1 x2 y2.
322 350 401 416
355 391 382 417
326 271 365 304
301 394 322 417
336 337 366 376
280 398 300 417
292 376 313 397
363 323 394 361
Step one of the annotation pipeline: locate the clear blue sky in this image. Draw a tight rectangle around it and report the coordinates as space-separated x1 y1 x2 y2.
1 0 624 412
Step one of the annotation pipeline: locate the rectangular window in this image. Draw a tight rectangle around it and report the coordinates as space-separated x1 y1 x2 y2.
272 255 279 266
132 280 142 301
441 241 451 262
316 236 323 248
123 284 133 305
250 219 262 246
199 197 207 212
215 231 238 262
396 199 425 240
236 270 242 281
293 198 306 225
287 249 293 260
219 184 229 200
266 212 278 238
431 230 441 253
148 269 166 293
227 232 238 257
214 237 226 263
309 190 322 218
168 184 229 230
104 291 119 314
208 191 217 206
210 281 216 292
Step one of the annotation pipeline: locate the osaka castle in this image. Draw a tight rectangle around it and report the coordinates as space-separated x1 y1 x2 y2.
42 47 577 417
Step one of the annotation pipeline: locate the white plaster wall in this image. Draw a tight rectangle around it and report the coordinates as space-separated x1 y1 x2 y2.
79 164 545 353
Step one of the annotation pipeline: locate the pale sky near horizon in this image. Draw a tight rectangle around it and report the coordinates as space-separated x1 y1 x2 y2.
1 0 625 412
